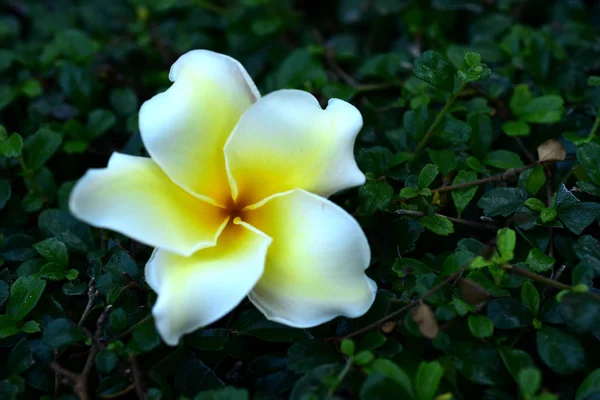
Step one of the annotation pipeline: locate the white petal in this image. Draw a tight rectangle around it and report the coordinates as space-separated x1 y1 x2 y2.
224 90 365 207
146 221 272 345
242 189 376 327
139 50 260 206
69 153 228 256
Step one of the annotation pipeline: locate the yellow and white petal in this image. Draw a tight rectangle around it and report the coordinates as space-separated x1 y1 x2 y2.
139 50 260 206
242 189 376 327
146 221 272 345
224 90 365 207
69 153 228 257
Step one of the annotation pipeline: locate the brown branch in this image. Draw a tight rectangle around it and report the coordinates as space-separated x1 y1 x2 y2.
434 158 568 193
78 278 98 327
343 271 463 339
52 306 112 400
129 353 146 399
396 209 499 230
502 264 600 301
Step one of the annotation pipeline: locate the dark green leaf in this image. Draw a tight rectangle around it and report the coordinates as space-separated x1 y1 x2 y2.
537 326 585 375
415 361 444 400
22 128 62 170
487 298 533 329
413 50 456 92
478 188 526 217
7 276 46 320
419 215 454 236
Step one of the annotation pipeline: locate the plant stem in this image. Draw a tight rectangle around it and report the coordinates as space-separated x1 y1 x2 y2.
502 264 600 301
396 209 498 230
589 113 600 139
434 158 567 193
325 357 354 399
344 271 463 339
411 85 465 160
18 156 46 201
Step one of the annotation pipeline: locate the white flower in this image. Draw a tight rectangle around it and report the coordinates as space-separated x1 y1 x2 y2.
69 50 376 345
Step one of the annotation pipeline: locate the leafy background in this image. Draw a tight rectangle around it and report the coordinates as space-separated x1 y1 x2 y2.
1 0 600 399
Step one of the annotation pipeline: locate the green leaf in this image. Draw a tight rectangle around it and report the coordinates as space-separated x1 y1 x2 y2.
95 351 119 375
521 95 564 124
38 209 93 252
451 170 478 216
487 298 533 329
499 347 534 381
558 202 600 235
577 369 600 400
496 228 516 263
467 113 493 159
0 281 7 307
110 88 139 116
340 339 355 356
194 387 249 400
525 198 546 212
537 326 585 375
509 84 533 116
478 187 526 217
357 180 394 216
415 361 444 400
0 179 10 209
588 76 600 86
87 109 116 137
399 187 420 199
7 338 34 375
187 329 230 351
354 350 375 366
428 149 457 175
540 208 557 223
526 248 555 272
20 320 40 333
577 142 600 186
287 340 340 373
130 316 160 353
521 282 540 315
418 164 439 189
22 128 62 170
21 79 42 98
0 132 23 158
502 120 530 137
465 52 481 67
33 238 68 267
527 165 547 195
419 215 454 236
518 367 542 396
39 262 66 280
0 315 19 339
484 150 525 169
413 50 456 92
7 276 46 320
43 318 86 348
468 315 494 338
368 359 415 399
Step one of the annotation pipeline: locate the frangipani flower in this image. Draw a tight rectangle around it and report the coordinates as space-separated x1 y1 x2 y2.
69 50 376 345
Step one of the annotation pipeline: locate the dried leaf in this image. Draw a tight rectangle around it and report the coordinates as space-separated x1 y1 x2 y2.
537 139 566 162
410 303 439 339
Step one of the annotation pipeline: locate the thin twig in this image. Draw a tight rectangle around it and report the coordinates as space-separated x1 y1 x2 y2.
78 278 98 327
411 84 465 160
52 306 113 400
396 209 499 230
344 271 463 339
129 353 146 399
502 264 600 301
115 314 152 341
325 357 354 399
434 158 568 193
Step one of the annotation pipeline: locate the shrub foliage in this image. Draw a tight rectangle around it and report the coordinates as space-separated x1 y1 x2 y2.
1 1 600 399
